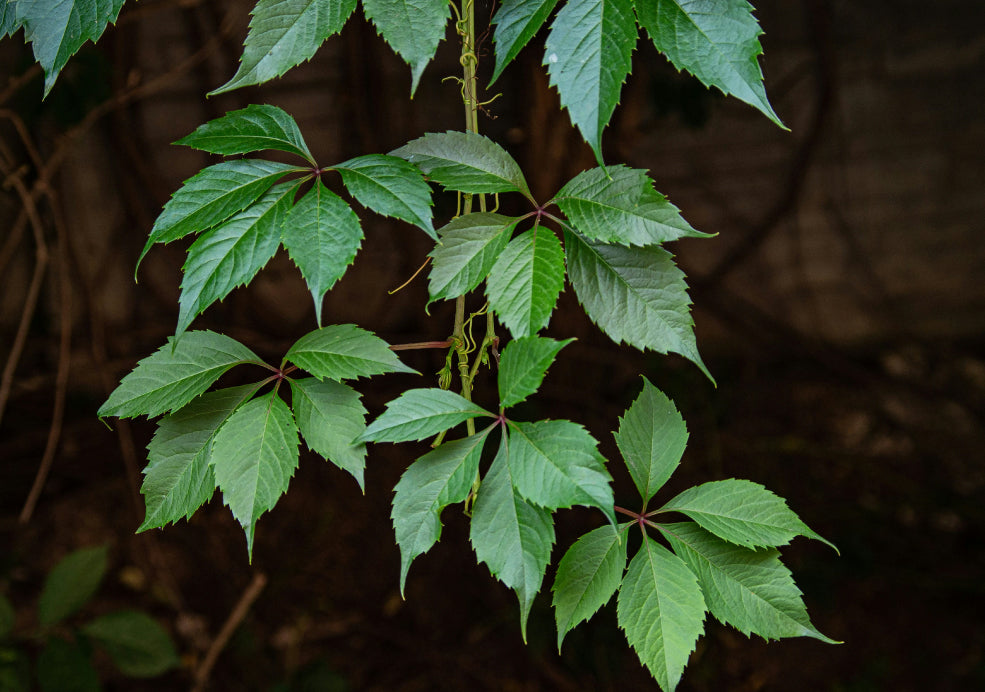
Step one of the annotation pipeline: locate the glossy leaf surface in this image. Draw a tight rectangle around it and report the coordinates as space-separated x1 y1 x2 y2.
428 212 517 303
176 103 314 162
290 377 368 489
284 324 416 381
335 154 435 237
358 388 493 443
486 225 565 338
497 336 572 409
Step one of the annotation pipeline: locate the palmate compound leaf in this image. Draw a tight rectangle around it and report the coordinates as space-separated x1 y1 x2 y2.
428 213 517 303
334 154 435 237
544 0 636 163
564 229 712 382
391 430 491 593
358 389 493 443
177 182 298 340
554 166 712 246
617 536 706 692
139 384 261 532
470 437 555 640
486 225 565 338
82 611 180 677
175 104 314 163
661 521 838 643
361 0 450 94
613 376 687 505
38 546 109 627
489 0 560 84
211 0 358 95
289 377 368 490
497 335 573 409
635 0 784 128
211 391 300 558
658 479 838 552
98 331 262 419
284 324 417 381
551 524 628 649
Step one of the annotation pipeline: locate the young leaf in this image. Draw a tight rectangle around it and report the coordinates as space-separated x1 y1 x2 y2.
361 0 450 94
506 419 615 524
284 324 416 381
391 131 533 200
211 392 300 558
38 546 108 627
37 637 101 692
289 377 368 490
658 479 837 552
635 0 784 128
98 331 261 419
543 0 636 162
554 166 711 246
176 182 297 339
613 377 687 505
391 431 491 593
564 229 712 381
470 440 555 640
498 336 573 409
617 537 706 692
552 524 628 649
486 225 565 338
211 0 358 94
175 104 315 163
661 522 838 644
281 179 364 326
428 213 517 303
15 0 126 96
82 611 180 677
334 154 435 237
358 389 493 443
489 0 560 84
139 384 260 532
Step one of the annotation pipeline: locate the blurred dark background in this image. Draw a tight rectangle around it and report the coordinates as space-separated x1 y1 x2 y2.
2 0 983 689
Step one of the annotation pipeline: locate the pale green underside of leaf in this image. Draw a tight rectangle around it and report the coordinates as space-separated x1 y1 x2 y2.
391 431 490 593
486 225 565 338
497 335 572 409
175 104 314 162
635 0 783 127
82 611 180 677
139 384 260 532
98 331 260 419
16 0 126 96
211 392 300 559
211 0 357 94
617 537 706 692
281 179 363 325
428 212 517 303
284 323 416 381
358 388 493 443
289 377 368 490
613 377 687 505
334 154 435 237
361 0 449 94
489 0 559 84
662 522 838 644
38 546 108 627
564 230 711 381
544 0 636 162
552 524 627 649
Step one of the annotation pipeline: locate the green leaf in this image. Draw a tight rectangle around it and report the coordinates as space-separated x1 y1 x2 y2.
391 131 533 200
139 384 259 532
38 546 108 627
506 420 615 523
177 182 297 339
662 522 838 644
617 537 706 692
391 431 490 593
281 179 363 326
613 377 687 505
211 392 300 558
0 593 14 638
486 225 565 338
211 0 358 94
635 0 784 127
552 524 627 649
37 637 100 692
489 0 560 84
564 230 712 381
498 336 573 409
98 331 261 419
543 0 636 162
290 377 368 490
334 154 435 237
470 439 555 640
428 213 516 303
1 3 20 40
658 479 837 552
361 0 449 94
15 0 126 97
175 104 314 163
358 389 493 443
284 324 416 381
83 611 180 677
